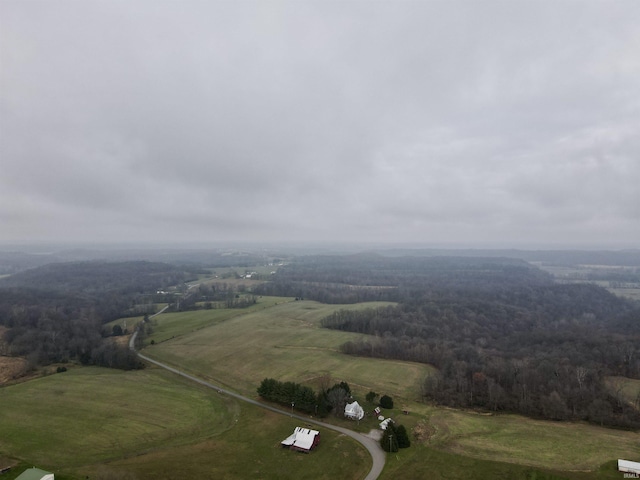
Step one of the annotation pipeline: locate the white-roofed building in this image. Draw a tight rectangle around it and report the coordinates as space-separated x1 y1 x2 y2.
15 468 54 480
379 418 394 430
344 401 364 420
281 427 320 453
618 459 640 475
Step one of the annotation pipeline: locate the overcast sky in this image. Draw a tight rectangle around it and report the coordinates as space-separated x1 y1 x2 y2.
1 1 639 249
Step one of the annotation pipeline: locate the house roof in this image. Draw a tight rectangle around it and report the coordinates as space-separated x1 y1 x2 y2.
379 418 394 430
15 467 54 480
281 427 319 451
344 401 364 420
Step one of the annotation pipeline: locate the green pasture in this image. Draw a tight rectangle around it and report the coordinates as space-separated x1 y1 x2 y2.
143 296 294 343
83 408 368 480
347 399 639 477
427 407 640 471
141 300 427 399
0 367 233 470
0 366 369 480
142 299 640 477
380 445 624 480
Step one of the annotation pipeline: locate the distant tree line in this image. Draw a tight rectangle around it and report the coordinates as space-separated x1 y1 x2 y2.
254 254 551 304
0 261 191 371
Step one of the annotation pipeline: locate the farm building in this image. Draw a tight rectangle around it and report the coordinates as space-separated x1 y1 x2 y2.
15 467 54 480
379 418 394 430
618 459 640 475
281 426 320 453
344 401 364 420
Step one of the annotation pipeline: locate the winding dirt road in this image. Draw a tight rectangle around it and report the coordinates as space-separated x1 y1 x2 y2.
129 327 385 480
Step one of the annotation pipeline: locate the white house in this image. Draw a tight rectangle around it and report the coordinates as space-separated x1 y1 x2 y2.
344 401 364 420
15 468 54 480
618 459 640 475
281 426 320 453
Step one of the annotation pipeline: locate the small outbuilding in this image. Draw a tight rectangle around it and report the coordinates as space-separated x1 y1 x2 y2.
281 427 320 453
15 467 54 480
344 401 364 420
618 459 640 475
379 418 394 430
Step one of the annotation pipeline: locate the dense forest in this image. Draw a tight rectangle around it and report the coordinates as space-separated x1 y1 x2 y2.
0 261 193 370
261 254 640 428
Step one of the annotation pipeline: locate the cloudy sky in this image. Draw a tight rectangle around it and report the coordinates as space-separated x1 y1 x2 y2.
1 1 639 248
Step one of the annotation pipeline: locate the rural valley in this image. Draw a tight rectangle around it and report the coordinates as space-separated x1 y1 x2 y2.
0 247 639 479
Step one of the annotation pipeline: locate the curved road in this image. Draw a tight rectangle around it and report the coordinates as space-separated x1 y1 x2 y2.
129 328 385 480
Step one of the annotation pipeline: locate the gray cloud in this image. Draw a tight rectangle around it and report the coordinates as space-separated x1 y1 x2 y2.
1 1 639 247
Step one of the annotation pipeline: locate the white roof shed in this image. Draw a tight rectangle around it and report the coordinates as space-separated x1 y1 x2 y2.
618 459 640 474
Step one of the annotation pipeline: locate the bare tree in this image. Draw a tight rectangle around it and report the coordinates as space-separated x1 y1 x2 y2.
326 387 348 417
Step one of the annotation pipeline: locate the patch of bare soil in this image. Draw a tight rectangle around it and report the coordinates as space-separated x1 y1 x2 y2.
0 455 19 473
0 356 29 385
413 420 437 443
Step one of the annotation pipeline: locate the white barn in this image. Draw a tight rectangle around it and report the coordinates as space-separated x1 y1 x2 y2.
344 401 364 420
618 459 640 475
281 427 320 453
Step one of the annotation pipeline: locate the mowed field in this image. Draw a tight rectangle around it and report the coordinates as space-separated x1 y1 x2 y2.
0 365 369 480
142 299 640 478
142 299 428 399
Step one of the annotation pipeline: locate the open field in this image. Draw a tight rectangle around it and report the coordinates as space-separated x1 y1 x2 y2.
0 367 234 469
537 264 640 300
142 296 294 343
607 287 640 301
142 299 640 477
0 365 369 480
83 407 369 480
429 407 640 471
142 300 428 399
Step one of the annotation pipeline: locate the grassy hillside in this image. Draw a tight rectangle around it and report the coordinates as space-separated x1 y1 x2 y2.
3 298 639 479
142 299 425 398
0 367 233 468
141 299 640 478
0 366 369 480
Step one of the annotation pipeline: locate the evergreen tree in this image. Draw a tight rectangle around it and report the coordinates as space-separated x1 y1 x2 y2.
395 424 411 448
380 425 398 453
380 394 394 409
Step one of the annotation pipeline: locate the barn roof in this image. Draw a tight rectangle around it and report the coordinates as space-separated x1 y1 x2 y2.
281 427 320 451
15 467 54 480
618 459 640 474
